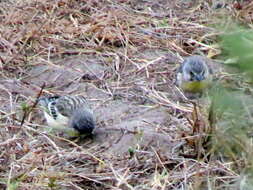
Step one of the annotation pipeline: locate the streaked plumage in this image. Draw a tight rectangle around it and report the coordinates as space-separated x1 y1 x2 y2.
176 55 213 94
38 95 95 136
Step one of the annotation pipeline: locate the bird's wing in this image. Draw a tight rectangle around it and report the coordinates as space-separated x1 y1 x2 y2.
38 96 60 116
38 96 59 109
55 95 89 117
48 101 59 119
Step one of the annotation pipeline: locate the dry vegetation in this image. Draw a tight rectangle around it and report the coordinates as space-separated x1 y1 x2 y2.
1 0 253 189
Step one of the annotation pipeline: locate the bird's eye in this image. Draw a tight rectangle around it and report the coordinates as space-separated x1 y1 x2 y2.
189 71 195 81
190 71 194 76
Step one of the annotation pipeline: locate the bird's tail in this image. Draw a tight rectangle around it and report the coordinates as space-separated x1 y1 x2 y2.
38 96 60 107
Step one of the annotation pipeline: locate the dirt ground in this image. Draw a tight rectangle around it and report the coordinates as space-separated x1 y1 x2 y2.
0 0 252 190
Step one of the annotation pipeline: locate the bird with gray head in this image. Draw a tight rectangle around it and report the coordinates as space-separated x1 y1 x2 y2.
38 95 95 137
176 55 213 97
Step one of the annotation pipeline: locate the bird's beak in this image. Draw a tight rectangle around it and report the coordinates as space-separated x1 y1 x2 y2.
194 75 204 81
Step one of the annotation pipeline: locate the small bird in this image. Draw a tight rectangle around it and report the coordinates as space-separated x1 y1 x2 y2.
176 55 213 97
38 95 95 137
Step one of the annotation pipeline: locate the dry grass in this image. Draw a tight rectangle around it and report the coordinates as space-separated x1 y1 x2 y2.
1 0 253 189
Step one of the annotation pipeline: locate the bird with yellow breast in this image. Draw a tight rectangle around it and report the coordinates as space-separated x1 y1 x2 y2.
176 55 213 98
